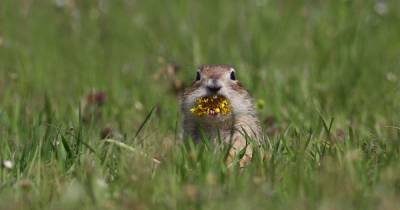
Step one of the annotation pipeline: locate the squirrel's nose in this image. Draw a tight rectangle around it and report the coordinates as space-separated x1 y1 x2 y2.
207 85 221 92
206 79 222 92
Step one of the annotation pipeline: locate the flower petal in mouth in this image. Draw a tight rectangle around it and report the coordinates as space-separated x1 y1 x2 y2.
190 95 231 117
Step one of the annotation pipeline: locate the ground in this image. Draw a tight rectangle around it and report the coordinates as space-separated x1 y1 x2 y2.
0 0 400 209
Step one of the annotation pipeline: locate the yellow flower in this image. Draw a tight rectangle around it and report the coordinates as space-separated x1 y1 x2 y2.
190 95 231 116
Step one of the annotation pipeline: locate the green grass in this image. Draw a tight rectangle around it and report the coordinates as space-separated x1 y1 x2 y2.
1 0 400 209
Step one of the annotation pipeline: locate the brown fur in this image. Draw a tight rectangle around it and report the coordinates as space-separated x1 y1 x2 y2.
181 64 261 168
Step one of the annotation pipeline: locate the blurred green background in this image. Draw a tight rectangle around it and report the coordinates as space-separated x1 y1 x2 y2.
0 0 400 209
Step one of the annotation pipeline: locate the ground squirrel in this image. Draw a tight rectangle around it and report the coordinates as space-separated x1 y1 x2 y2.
181 64 261 167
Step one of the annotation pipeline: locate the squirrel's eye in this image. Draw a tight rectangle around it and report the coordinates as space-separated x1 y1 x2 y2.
230 71 236 80
195 72 201 81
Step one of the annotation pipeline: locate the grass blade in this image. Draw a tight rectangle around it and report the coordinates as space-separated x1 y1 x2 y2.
134 106 156 142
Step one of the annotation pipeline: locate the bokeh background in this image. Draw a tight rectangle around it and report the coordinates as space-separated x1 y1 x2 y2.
1 0 400 209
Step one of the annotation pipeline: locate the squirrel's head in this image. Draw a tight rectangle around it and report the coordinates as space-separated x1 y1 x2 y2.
182 64 251 121
194 64 240 96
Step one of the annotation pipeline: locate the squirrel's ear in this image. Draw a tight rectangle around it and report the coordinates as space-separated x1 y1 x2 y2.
195 72 201 81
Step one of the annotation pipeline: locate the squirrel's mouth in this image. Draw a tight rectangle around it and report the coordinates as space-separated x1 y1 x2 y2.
190 95 231 117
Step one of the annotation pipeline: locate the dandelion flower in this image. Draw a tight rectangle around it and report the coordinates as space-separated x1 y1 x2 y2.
190 95 231 116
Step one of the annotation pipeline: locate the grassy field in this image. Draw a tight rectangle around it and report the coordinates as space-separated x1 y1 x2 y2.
1 0 400 209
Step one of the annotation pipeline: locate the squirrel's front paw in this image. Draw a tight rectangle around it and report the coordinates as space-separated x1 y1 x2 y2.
225 137 253 168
